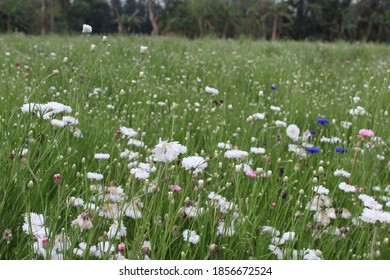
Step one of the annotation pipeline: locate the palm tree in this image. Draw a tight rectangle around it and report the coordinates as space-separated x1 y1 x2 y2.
148 0 158 36
261 0 293 41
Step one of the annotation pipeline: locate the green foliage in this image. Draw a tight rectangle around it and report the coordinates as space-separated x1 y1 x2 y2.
2 0 390 41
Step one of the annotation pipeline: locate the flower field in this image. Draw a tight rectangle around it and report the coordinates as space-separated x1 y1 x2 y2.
0 34 389 260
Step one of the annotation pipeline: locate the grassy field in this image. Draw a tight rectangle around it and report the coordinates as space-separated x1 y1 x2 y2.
0 34 389 260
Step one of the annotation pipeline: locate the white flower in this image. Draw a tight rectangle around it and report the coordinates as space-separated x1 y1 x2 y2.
281 231 295 241
71 211 93 231
123 200 143 219
51 119 66 128
313 185 329 195
303 249 322 260
270 105 281 112
130 167 150 179
152 139 187 163
73 128 83 138
82 24 92 33
95 241 115 258
360 208 390 224
341 121 352 129
261 226 280 236
268 244 284 260
288 144 307 158
181 206 204 217
128 139 145 147
120 126 138 138
62 116 78 125
224 149 248 159
140 45 148 53
250 113 265 120
87 172 104 181
349 106 366 116
22 212 48 239
205 86 219 95
334 169 351 178
338 182 356 193
94 153 110 160
250 147 266 154
314 210 331 226
182 230 200 244
217 142 231 149
358 194 383 210
217 221 235 236
130 162 155 180
94 186 124 202
307 195 332 211
99 203 120 219
286 124 300 141
275 120 287 127
142 241 151 252
107 220 127 239
182 156 207 174
67 197 84 207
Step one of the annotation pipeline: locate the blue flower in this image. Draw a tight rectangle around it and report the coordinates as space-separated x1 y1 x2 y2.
316 118 329 125
279 167 285 175
335 147 348 153
306 146 320 153
310 130 316 135
271 84 277 90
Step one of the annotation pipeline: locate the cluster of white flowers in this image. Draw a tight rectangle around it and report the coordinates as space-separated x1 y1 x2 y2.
130 162 156 179
21 102 82 137
288 144 307 158
217 142 231 149
348 106 366 116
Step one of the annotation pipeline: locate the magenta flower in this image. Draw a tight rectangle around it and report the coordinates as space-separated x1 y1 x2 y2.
359 129 374 137
53 173 61 183
169 185 181 192
246 170 257 178
118 243 125 253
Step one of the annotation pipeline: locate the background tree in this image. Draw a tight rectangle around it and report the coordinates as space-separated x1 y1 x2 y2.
2 0 390 42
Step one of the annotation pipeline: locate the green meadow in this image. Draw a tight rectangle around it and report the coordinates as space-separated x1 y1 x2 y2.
0 35 389 260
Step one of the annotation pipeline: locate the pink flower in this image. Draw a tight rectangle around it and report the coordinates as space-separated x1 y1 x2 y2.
41 237 49 249
246 170 257 178
359 129 374 137
271 202 276 209
118 243 125 253
169 185 181 192
53 173 61 183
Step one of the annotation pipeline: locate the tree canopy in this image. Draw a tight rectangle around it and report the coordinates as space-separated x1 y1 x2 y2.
1 0 390 42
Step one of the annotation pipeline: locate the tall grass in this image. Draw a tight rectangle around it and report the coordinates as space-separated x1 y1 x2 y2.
0 35 389 260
